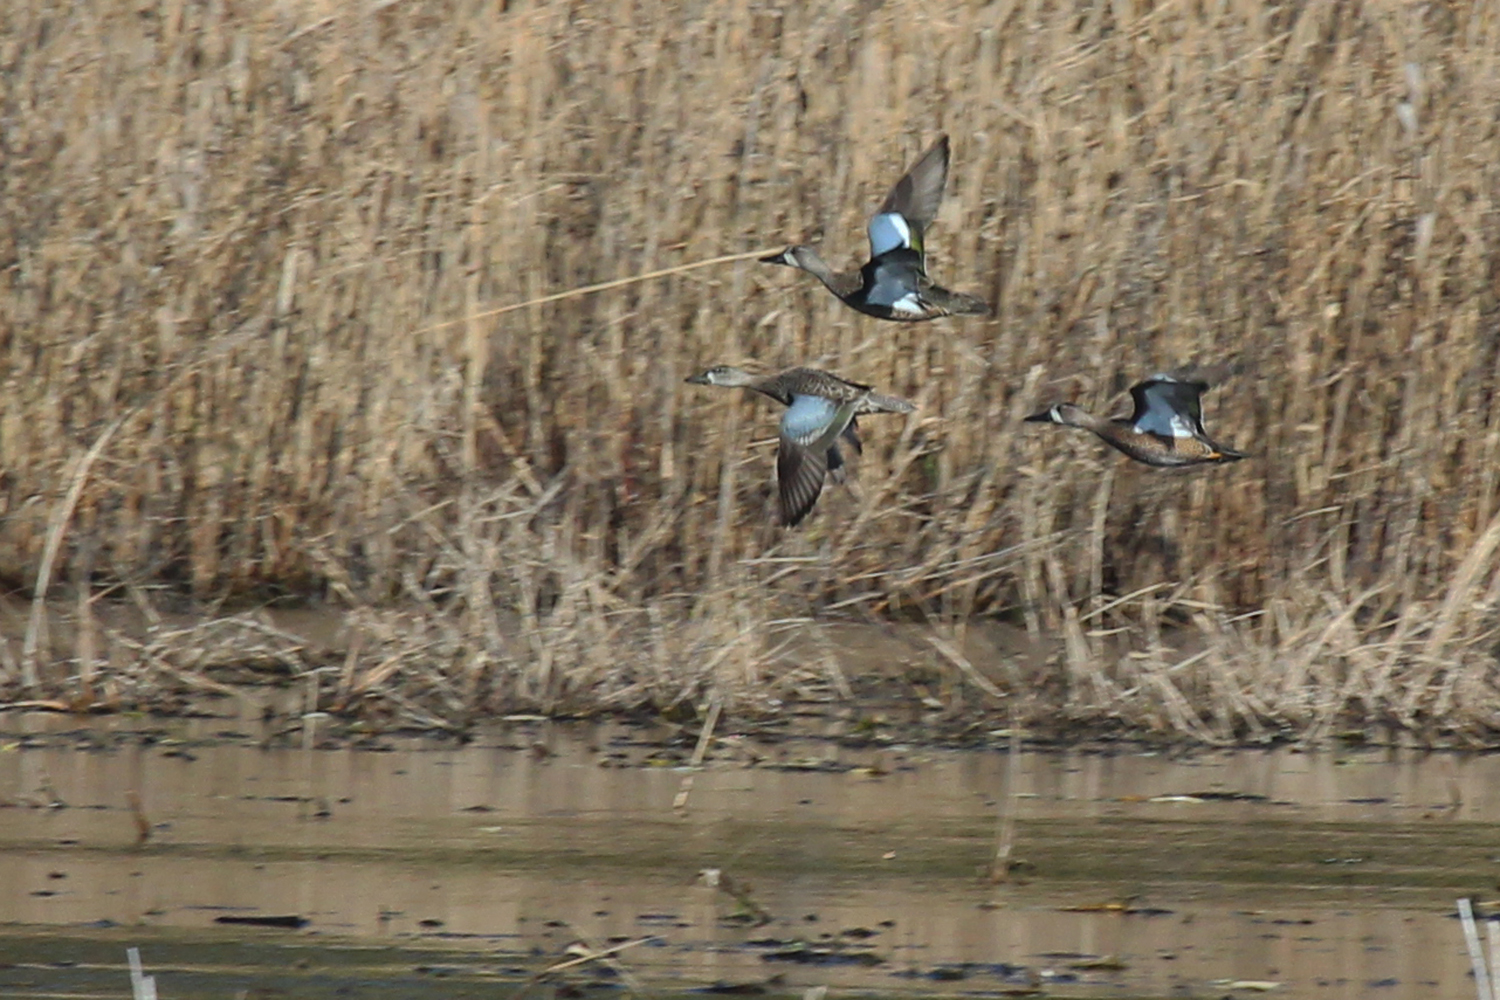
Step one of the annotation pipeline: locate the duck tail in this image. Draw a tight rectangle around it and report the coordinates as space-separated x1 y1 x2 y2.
1212 444 1251 462
866 392 917 414
944 291 993 317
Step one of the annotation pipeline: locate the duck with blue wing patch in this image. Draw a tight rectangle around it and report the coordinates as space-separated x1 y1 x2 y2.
1025 371 1248 468
761 136 991 322
685 365 915 526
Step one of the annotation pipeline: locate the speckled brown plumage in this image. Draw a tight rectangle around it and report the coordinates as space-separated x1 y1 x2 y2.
686 365 916 525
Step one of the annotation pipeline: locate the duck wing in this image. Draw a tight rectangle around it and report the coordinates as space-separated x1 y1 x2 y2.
866 135 949 262
1128 376 1211 439
778 395 861 526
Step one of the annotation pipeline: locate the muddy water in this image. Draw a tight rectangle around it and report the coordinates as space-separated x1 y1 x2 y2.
0 712 1495 999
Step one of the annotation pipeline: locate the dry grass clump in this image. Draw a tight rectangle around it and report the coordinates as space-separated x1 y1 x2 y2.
4 0 1500 742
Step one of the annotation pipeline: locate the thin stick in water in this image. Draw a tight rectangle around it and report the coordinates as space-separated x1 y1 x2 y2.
127 947 158 1000
511 936 654 1000
1459 898 1493 1000
1488 915 1500 1000
673 695 723 811
990 710 1022 883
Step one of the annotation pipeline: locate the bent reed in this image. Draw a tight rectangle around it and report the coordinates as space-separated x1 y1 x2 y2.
3 1 1500 743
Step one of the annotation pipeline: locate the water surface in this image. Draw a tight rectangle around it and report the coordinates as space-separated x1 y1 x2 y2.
0 711 1494 998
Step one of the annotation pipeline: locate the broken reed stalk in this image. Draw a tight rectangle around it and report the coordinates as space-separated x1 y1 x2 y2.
20 412 127 690
126 946 157 1000
1490 918 1500 1000
673 694 723 811
927 633 1006 700
18 320 268 692
512 936 654 1000
411 248 782 338
990 711 1022 884
1459 898 1494 1000
73 544 97 707
708 869 774 926
126 789 150 846
563 931 646 1000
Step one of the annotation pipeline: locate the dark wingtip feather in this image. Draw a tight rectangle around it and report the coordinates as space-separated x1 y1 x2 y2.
1158 357 1246 389
880 135 952 228
778 442 830 527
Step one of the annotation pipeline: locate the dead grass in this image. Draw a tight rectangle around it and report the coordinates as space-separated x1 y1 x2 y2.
4 0 1500 742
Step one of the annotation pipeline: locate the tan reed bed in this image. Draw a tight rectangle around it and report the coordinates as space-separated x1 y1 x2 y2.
4 0 1500 742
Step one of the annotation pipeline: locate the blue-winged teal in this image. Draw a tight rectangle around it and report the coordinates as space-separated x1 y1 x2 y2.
1024 373 1247 467
761 135 991 322
685 365 916 526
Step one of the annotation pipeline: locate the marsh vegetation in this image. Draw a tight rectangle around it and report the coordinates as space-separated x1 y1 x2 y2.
4 1 1500 741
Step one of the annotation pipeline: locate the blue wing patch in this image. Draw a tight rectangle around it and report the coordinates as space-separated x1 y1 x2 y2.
781 394 842 444
867 212 914 257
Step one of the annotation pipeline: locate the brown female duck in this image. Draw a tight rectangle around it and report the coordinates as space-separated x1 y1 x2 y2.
686 365 915 525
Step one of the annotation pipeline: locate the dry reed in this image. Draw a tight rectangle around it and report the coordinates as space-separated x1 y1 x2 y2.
3 0 1500 742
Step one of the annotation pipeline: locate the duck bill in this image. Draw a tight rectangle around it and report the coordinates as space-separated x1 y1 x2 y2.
684 372 711 385
759 249 793 265
1023 409 1056 423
